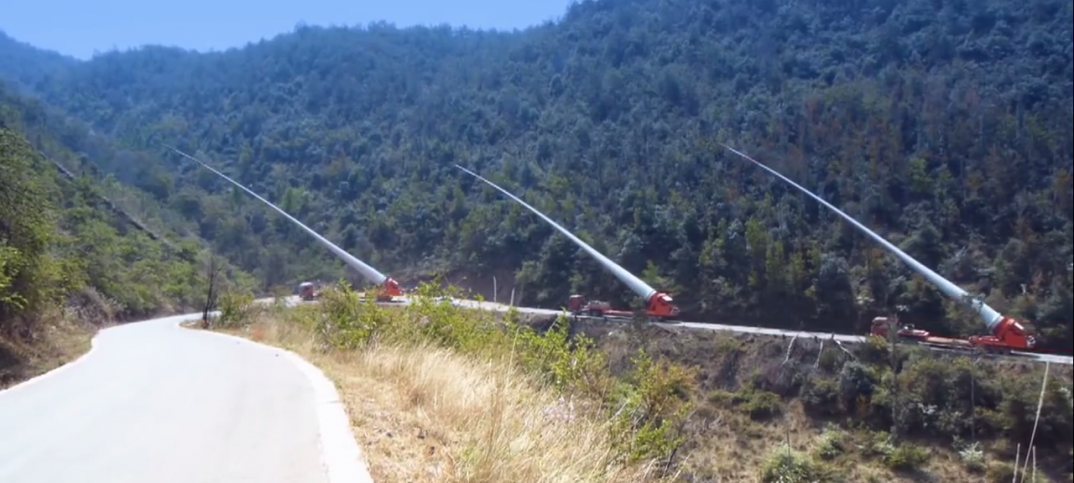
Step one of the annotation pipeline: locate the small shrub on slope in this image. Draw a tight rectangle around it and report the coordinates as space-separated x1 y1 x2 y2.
610 349 696 464
814 426 845 460
215 290 256 328
858 335 890 364
801 376 841 416
513 314 606 393
838 361 878 414
315 281 390 349
956 440 985 473
733 388 782 420
761 445 821 483
883 443 929 472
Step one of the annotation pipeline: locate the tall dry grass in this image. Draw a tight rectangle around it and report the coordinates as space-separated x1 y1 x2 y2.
246 316 661 483
0 306 95 389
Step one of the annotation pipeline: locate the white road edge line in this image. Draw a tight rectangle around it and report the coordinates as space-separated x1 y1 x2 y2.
0 325 113 396
181 317 374 483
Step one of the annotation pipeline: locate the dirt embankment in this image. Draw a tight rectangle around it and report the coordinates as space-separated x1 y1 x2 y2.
0 313 95 389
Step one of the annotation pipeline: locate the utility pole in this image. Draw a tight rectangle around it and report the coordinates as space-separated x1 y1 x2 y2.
202 255 224 329
888 316 900 440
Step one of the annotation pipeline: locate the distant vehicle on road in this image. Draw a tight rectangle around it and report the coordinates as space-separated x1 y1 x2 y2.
298 282 320 301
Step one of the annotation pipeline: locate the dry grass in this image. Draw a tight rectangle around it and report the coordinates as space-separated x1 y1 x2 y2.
0 308 96 389
213 304 1064 483
235 317 659 483
589 324 1034 483
677 400 997 482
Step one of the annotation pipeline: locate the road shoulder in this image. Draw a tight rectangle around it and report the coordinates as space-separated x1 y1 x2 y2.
0 317 98 393
188 319 374 483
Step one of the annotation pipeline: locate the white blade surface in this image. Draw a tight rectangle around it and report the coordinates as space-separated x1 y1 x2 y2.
455 164 657 302
169 147 388 286
721 143 1003 331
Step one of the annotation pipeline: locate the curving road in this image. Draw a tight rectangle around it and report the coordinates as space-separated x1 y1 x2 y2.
0 294 1065 483
0 307 368 483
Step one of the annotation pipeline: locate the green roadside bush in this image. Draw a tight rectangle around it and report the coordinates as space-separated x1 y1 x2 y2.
734 388 782 420
610 349 697 463
801 376 841 416
814 426 846 460
838 361 878 414
215 290 256 328
955 440 985 473
267 281 696 470
858 336 891 365
883 443 929 472
858 430 930 472
761 445 822 483
705 387 782 420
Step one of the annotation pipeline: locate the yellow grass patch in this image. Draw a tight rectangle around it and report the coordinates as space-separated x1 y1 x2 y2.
235 317 658 483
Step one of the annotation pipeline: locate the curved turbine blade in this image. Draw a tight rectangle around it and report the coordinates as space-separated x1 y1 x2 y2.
168 146 388 286
455 164 657 303
721 143 1003 331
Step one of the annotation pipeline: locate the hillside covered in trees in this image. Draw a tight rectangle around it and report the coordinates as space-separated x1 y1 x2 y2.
0 83 251 385
0 0 1070 349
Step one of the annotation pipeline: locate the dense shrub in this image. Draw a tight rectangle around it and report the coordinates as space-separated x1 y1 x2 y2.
801 376 841 416
735 388 783 420
838 361 878 409
214 290 255 328
882 443 929 472
313 283 384 349
858 336 891 365
813 426 845 460
956 441 985 473
610 349 696 463
994 373 1073 447
760 445 821 483
285 281 696 468
816 348 842 373
2 122 220 337
895 356 985 438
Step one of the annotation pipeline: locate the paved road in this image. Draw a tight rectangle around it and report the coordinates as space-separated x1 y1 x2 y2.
0 295 1062 483
0 311 336 483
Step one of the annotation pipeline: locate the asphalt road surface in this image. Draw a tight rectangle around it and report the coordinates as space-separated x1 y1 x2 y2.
2 294 1062 483
0 309 366 483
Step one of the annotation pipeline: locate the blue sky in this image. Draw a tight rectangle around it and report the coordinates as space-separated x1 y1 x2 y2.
2 0 576 60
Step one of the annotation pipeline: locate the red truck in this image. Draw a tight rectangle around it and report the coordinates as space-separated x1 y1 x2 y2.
870 316 974 351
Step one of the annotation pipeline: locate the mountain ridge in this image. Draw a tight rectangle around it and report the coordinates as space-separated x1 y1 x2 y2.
0 0 1070 348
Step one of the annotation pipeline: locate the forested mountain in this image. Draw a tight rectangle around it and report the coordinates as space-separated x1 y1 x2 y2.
1 81 258 383
0 0 1070 348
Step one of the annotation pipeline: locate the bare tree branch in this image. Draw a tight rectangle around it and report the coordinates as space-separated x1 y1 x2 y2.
202 255 224 328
